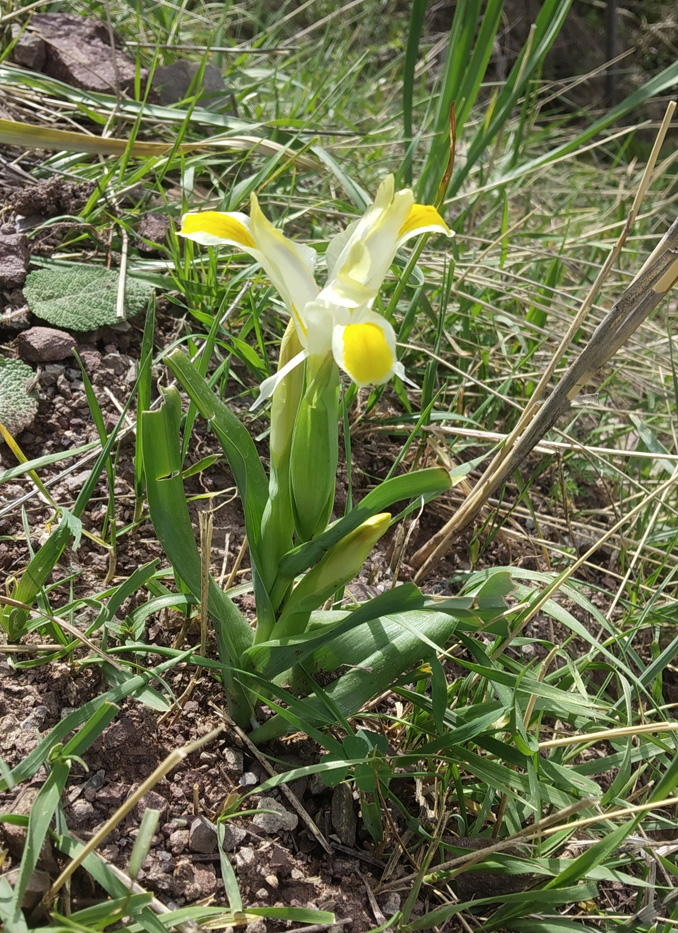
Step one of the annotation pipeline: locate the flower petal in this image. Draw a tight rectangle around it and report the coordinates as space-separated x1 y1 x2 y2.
321 174 452 311
332 311 405 387
179 198 320 345
250 348 308 411
248 195 320 326
180 211 256 249
397 203 453 245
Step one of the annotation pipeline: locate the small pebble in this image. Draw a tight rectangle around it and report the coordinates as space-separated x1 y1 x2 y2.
188 816 217 854
252 796 298 834
234 846 256 870
20 706 48 731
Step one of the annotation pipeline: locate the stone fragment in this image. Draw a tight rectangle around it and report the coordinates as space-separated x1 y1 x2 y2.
151 60 227 106
234 845 256 870
252 796 298 834
28 14 143 93
380 892 401 916
135 213 170 253
19 705 48 730
220 822 247 851
0 234 30 288
244 920 267 933
172 859 217 901
71 799 95 822
4 867 50 910
17 326 76 362
188 815 217 854
10 26 46 70
168 829 189 854
239 771 258 788
135 790 169 821
0 785 59 872
101 716 135 748
331 783 357 847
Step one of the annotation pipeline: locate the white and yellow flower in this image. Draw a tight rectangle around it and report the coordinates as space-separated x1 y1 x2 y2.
179 175 453 403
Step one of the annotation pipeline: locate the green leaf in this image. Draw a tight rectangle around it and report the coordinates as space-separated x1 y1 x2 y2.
250 605 464 743
141 387 254 725
0 356 38 434
24 264 153 331
4 757 71 925
164 348 273 616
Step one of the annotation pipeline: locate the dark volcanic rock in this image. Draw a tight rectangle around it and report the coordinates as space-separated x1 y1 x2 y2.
0 234 30 288
17 326 76 362
26 14 143 93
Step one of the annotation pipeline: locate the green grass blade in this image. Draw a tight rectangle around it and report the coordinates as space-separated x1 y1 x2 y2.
402 0 427 186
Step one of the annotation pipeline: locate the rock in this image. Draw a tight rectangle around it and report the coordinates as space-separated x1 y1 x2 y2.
151 60 227 106
78 349 101 372
252 796 298 834
188 816 217 854
234 845 256 870
9 26 46 70
220 822 247 851
0 234 30 288
172 859 217 901
71 799 95 822
135 213 170 253
135 790 169 821
244 920 267 933
17 326 76 363
93 782 128 808
27 14 143 94
3 868 50 911
379 892 401 916
239 771 258 788
82 770 106 800
331 783 357 847
101 716 135 749
168 829 189 855
0 785 59 872
19 705 48 730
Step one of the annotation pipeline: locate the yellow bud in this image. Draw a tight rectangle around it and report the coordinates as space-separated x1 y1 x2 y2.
276 513 391 637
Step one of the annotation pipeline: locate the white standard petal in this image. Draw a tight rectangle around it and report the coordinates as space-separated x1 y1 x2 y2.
321 174 454 311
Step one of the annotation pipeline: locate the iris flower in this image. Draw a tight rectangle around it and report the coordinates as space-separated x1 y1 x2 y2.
179 175 453 403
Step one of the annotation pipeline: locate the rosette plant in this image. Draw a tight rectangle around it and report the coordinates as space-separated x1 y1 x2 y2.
142 176 511 736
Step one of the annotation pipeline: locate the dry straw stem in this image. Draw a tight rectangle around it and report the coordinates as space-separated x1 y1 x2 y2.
413 101 678 581
538 721 678 749
0 117 317 168
47 725 224 899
